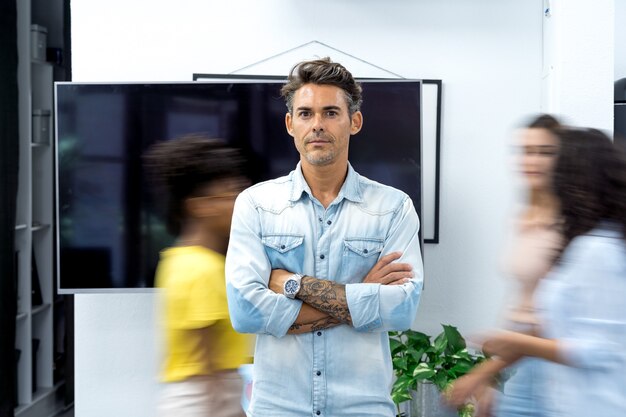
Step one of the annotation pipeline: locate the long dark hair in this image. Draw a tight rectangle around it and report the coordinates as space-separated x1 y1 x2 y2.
525 113 561 130
553 128 626 248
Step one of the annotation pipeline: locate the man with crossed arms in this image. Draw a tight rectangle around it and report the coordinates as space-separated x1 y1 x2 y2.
226 57 423 417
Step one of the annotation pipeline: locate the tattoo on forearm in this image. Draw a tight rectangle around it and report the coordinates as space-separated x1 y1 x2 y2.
310 316 342 331
297 276 353 325
288 322 302 332
288 316 342 334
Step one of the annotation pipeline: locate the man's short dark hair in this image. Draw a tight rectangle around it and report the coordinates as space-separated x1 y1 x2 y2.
280 57 363 115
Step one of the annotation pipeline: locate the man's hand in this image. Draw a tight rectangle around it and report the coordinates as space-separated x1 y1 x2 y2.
363 252 413 285
268 269 293 294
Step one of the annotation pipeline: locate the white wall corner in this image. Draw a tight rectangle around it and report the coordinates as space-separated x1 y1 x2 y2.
541 0 615 132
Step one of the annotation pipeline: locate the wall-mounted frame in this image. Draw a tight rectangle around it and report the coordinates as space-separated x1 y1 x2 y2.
420 79 442 244
193 73 441 244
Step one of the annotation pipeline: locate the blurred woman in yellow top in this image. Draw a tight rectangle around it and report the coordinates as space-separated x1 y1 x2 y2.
144 135 252 417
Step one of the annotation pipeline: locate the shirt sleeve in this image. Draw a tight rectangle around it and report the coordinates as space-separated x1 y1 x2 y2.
550 236 626 370
225 191 303 337
345 196 424 332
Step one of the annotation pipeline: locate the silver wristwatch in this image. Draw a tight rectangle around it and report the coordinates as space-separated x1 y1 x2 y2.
283 273 303 299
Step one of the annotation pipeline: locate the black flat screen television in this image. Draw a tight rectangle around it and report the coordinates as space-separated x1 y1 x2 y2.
55 80 422 292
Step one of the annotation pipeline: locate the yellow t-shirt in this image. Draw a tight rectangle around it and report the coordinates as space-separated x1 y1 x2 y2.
156 245 252 382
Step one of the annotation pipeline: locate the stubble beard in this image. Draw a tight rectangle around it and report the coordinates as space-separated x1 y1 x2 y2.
302 133 336 166
305 150 336 166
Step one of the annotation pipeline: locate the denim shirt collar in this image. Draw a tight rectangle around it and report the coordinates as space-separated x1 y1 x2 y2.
289 161 364 204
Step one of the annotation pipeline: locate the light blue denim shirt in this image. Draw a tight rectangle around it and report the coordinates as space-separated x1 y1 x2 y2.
535 223 626 417
225 162 423 417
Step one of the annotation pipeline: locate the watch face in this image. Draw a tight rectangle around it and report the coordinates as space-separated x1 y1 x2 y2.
285 279 299 294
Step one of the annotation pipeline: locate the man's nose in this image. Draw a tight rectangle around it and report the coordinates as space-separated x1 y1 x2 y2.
312 114 324 132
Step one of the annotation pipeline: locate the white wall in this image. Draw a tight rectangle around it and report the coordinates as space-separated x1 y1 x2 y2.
74 293 159 416
616 0 626 80
71 1 545 415
541 0 614 130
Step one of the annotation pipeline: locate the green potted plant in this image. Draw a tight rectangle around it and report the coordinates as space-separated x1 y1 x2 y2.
389 324 484 417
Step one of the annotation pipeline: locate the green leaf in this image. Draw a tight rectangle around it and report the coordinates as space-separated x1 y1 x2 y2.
458 403 475 417
393 374 413 390
391 388 412 405
408 348 425 363
389 338 404 355
449 360 474 378
406 330 430 341
442 324 466 354
431 371 448 391
412 363 436 380
432 356 445 368
453 349 472 361
433 331 448 354
406 331 431 349
393 356 409 371
391 373 415 405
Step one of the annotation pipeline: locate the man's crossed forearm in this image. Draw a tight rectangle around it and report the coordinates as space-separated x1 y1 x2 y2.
297 276 353 325
269 252 414 334
288 315 343 334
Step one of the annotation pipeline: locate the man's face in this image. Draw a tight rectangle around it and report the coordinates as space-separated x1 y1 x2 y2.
285 84 362 167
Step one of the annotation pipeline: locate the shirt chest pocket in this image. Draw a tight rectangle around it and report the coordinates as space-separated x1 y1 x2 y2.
262 234 305 273
340 237 384 283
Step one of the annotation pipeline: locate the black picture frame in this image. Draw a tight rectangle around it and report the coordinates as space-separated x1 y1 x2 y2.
193 73 442 244
420 79 442 244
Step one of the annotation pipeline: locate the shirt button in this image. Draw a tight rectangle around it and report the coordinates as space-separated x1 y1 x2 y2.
327 220 332 225
317 331 322 336
316 371 321 376
316 412 321 416
318 217 323 222
363 249 368 254
280 244 285 249
320 254 325 260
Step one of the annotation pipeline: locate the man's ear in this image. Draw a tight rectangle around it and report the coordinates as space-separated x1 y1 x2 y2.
350 111 363 135
285 112 294 137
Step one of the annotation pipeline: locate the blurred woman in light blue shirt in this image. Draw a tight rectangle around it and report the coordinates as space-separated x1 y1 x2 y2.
483 128 626 417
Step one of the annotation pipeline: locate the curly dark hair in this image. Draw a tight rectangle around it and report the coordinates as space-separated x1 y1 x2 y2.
143 134 245 235
280 57 362 115
553 127 626 247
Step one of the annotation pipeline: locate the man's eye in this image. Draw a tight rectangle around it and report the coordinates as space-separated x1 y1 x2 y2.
326 111 337 117
299 111 311 118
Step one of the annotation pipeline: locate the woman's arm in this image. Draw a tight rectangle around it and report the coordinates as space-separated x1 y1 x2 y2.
482 331 564 364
